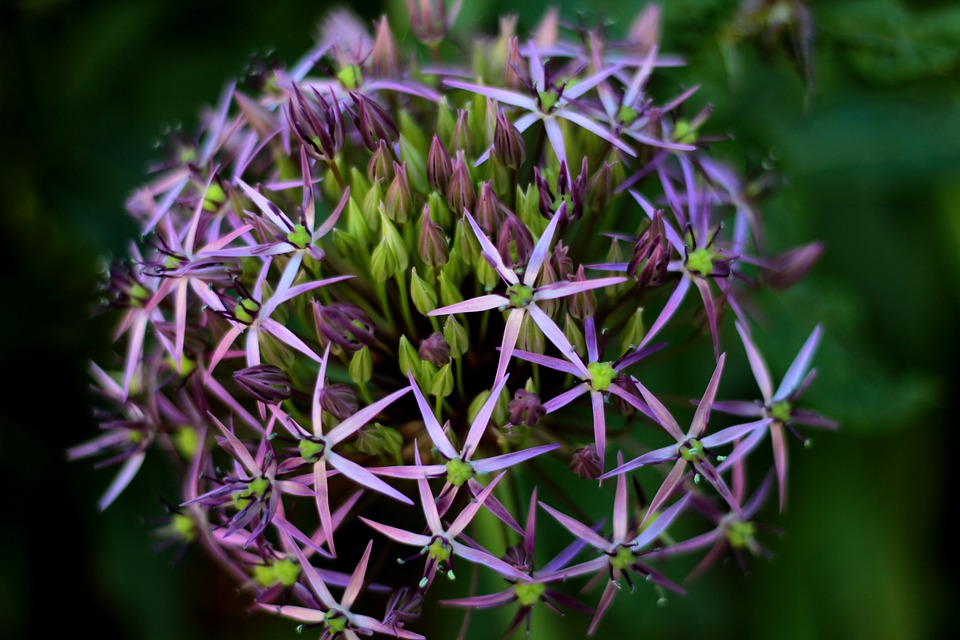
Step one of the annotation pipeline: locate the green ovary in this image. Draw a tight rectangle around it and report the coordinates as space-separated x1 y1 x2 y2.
538 91 559 112
514 582 546 606
233 476 269 509
428 538 453 565
171 513 196 542
679 438 704 462
618 105 638 124
234 298 259 323
253 559 300 587
298 437 326 463
324 611 349 634
611 545 636 571
769 401 792 423
726 519 756 549
445 458 475 487
203 182 227 211
286 224 311 249
587 361 616 391
337 64 363 90
685 248 714 276
506 283 535 308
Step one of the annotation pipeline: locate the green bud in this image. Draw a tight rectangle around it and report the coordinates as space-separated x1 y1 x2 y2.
370 206 409 282
350 166 371 202
398 335 421 379
345 196 372 246
517 312 545 354
349 346 373 384
399 134 429 194
361 181 383 234
437 97 456 146
332 228 358 258
467 390 491 425
443 315 469 358
410 267 438 316
430 363 454 398
475 253 499 289
622 307 646 349
428 190 452 229
563 314 586 357
519 182 542 231
452 218 480 267
437 270 464 308
355 422 404 464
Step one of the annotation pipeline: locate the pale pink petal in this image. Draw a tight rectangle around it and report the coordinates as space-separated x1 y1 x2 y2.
773 324 823 403
408 372 458 460
690 353 726 438
464 374 510 456
429 293 510 316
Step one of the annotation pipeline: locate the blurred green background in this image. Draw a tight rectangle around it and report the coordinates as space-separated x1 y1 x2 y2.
2 0 957 638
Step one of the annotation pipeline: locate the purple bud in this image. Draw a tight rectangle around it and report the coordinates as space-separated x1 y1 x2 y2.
508 389 544 427
349 92 398 152
628 210 671 287
385 161 413 222
570 444 602 480
233 364 292 404
452 109 471 153
371 15 401 79
405 0 453 45
533 167 554 219
418 332 451 366
286 84 344 161
447 150 476 215
570 157 588 221
493 111 526 170
504 36 528 90
587 160 614 213
418 206 449 266
551 240 574 280
566 265 597 320
763 241 824 290
313 302 376 351
318 383 360 420
367 139 394 185
475 181 505 234
427 135 452 193
497 212 534 269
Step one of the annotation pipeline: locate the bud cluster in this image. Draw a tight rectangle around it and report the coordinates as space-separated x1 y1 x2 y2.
76 5 835 638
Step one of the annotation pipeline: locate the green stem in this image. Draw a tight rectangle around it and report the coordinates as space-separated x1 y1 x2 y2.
394 270 416 334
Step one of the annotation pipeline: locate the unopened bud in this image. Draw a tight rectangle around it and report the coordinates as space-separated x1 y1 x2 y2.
371 15 401 79
348 346 373 385
475 181 504 234
493 111 526 169
233 364 292 404
567 265 597 320
447 151 476 215
367 139 393 185
418 207 449 266
570 445 602 479
410 267 438 315
419 332 451 366
496 213 534 269
314 302 377 351
452 109 472 153
427 135 453 193
443 315 469 358
384 161 413 222
319 382 360 419
508 389 544 426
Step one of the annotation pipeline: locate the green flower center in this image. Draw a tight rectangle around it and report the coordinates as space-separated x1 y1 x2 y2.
611 545 636 571
769 401 792 423
171 513 196 542
174 425 200 459
514 582 546 606
128 283 151 307
233 298 260 324
679 437 704 462
506 283 535 308
445 458 475 487
203 182 227 212
538 90 559 112
587 361 617 392
427 537 453 565
726 519 756 549
253 558 301 587
298 437 327 463
673 118 698 144
685 248 714 276
233 476 270 508
286 223 311 249
617 105 638 124
337 64 363 90
324 610 349 634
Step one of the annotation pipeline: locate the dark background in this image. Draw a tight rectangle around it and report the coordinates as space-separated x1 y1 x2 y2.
2 0 958 638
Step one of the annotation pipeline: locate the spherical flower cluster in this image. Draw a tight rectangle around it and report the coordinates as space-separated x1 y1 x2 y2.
74 4 836 638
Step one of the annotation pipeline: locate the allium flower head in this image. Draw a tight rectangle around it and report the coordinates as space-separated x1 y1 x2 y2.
76 5 834 638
